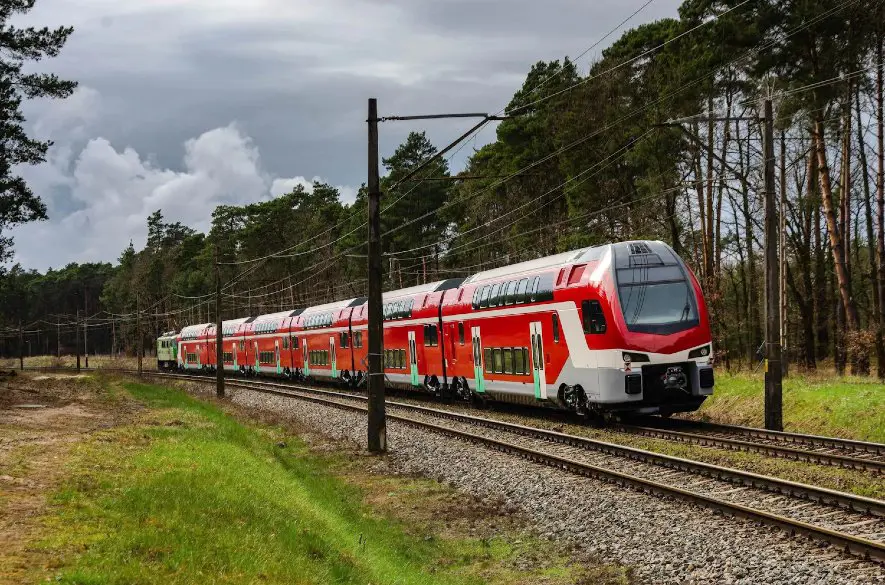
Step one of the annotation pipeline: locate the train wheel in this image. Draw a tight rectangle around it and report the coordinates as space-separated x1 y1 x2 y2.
561 384 589 417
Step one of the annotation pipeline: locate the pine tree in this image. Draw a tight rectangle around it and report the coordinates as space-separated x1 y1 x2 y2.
0 0 76 262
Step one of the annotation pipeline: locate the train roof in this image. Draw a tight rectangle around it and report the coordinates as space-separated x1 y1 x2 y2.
300 297 366 315
180 323 212 339
222 317 254 327
252 309 302 323
379 278 466 301
462 247 594 285
158 330 178 339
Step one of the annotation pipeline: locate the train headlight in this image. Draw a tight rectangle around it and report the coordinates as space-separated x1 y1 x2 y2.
622 352 649 363
688 345 711 359
622 353 632 364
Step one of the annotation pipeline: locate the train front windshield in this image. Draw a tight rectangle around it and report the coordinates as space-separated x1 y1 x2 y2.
616 265 698 334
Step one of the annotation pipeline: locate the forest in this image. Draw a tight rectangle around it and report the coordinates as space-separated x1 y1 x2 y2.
1 0 884 378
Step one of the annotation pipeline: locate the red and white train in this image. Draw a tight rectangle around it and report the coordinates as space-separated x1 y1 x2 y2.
166 241 714 416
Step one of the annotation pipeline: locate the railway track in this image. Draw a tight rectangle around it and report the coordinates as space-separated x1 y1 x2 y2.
150 371 885 564
617 419 885 473
19 365 885 473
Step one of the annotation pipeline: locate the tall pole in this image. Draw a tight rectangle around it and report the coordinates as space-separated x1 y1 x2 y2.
75 309 81 373
762 98 783 431
83 290 89 368
215 246 225 398
780 129 788 377
56 320 60 358
367 97 386 453
18 320 23 371
136 293 143 376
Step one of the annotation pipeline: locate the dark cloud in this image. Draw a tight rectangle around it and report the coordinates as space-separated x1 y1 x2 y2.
8 0 681 270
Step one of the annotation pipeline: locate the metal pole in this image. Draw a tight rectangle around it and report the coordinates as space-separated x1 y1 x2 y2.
367 97 386 453
215 247 225 398
763 98 783 431
780 129 788 377
84 291 89 368
18 321 23 371
137 293 143 376
57 320 60 358
75 309 81 373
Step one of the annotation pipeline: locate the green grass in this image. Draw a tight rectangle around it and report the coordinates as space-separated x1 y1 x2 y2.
35 382 619 585
692 371 885 443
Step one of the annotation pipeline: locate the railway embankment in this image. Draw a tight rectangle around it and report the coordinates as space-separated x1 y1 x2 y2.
0 372 626 585
169 377 885 585
689 371 885 443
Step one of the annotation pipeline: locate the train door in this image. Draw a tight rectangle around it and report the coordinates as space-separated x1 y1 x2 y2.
232 341 238 371
530 321 547 400
303 339 310 377
408 331 419 386
254 341 260 374
275 339 281 375
329 336 337 378
471 326 485 393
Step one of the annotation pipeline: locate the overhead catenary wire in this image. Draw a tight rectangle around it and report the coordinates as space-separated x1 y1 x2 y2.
72 3 868 324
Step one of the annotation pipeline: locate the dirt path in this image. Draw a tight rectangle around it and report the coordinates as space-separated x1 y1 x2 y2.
0 373 135 583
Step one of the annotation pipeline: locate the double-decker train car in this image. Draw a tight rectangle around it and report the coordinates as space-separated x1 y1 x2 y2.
295 298 366 383
177 323 212 371
245 310 302 377
161 241 713 416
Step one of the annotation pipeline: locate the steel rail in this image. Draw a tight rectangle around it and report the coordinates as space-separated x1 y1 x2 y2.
18 366 885 471
149 372 885 563
615 423 885 473
155 373 885 517
642 417 885 456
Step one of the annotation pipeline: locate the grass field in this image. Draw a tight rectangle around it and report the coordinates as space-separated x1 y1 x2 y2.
691 370 885 443
21 379 624 585
3 353 882 442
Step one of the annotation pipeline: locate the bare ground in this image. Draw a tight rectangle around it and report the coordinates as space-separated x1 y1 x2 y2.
0 373 137 584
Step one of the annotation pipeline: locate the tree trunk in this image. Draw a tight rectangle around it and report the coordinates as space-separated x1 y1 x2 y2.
812 119 860 331
877 31 885 379
858 83 882 376
813 151 829 360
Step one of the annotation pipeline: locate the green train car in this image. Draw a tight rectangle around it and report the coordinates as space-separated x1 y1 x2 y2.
157 331 178 370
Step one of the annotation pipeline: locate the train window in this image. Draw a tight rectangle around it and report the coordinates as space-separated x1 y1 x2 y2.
503 348 514 374
528 276 540 302
582 300 607 334
399 349 406 369
479 286 491 308
483 348 493 373
552 314 560 343
472 288 481 309
240 340 245 351
515 279 528 303
292 336 299 350
283 337 288 350
567 264 586 286
556 268 566 286
514 347 525 375
458 322 465 345
408 298 414 316
356 332 363 348
504 281 517 305
423 325 438 347
534 273 555 301
493 348 504 374
340 332 348 348
489 283 502 307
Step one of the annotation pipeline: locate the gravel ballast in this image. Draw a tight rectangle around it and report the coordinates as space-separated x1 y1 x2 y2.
191 384 885 585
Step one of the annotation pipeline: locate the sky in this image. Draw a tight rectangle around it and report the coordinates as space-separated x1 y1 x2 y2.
8 0 680 271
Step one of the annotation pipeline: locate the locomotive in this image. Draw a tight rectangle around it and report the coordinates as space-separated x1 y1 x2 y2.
165 240 714 416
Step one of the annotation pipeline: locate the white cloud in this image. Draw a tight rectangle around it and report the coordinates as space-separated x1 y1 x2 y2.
10 98 357 270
